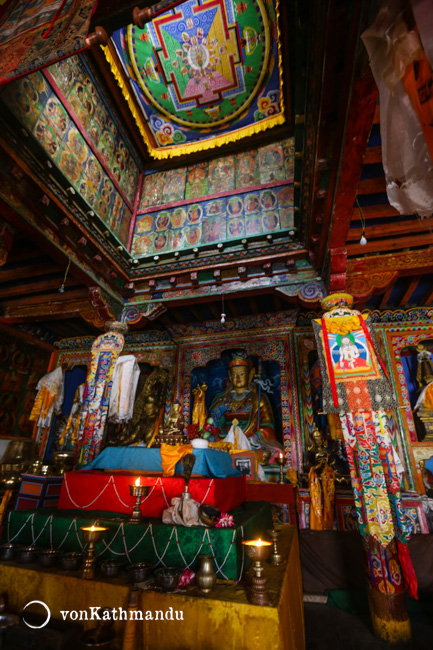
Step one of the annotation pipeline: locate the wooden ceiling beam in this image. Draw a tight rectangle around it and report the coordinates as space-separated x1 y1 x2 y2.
379 276 399 308
362 146 382 164
207 302 221 320
0 297 92 321
249 297 259 315
0 288 89 309
350 204 401 220
357 177 386 194
188 305 203 323
0 277 77 299
399 276 421 307
0 263 60 283
347 219 431 241
347 233 433 256
420 285 433 306
227 299 239 318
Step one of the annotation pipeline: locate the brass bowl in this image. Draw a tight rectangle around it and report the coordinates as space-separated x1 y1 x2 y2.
0 543 21 561
18 546 39 563
61 551 83 571
100 560 124 578
38 549 61 568
154 567 181 592
127 562 152 583
199 505 221 527
52 451 75 475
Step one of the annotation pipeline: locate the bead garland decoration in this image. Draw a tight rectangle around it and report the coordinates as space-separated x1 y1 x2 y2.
63 474 215 510
7 513 246 581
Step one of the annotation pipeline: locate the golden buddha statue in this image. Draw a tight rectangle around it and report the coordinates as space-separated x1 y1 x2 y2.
307 424 336 531
209 352 283 461
414 343 433 441
151 401 188 447
107 367 168 447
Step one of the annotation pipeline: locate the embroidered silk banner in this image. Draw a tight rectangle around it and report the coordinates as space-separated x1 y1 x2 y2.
312 295 398 414
76 324 125 465
0 0 97 86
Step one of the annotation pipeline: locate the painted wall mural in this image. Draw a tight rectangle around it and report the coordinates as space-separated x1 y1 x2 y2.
0 56 140 249
108 0 285 158
133 138 294 257
0 333 51 438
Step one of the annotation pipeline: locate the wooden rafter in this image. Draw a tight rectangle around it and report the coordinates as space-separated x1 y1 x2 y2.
399 276 421 307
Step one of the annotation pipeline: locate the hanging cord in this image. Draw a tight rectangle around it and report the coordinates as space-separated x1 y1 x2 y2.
59 258 71 293
355 197 367 246
220 290 226 324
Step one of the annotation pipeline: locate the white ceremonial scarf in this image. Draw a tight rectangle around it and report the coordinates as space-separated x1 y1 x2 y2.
108 355 140 423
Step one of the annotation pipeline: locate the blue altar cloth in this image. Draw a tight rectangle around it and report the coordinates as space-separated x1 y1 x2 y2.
82 447 242 479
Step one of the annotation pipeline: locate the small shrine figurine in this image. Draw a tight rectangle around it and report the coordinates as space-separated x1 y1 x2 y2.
151 401 188 447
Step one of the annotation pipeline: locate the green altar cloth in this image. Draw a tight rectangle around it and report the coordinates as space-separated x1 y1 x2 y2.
4 501 272 581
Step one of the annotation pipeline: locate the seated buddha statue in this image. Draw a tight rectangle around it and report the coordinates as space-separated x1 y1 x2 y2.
151 401 188 448
209 352 283 462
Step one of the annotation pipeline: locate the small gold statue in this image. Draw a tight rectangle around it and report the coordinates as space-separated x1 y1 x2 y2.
166 401 185 435
414 343 433 441
307 424 336 531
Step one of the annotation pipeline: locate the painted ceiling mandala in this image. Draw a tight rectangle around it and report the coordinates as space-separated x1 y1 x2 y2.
108 0 285 158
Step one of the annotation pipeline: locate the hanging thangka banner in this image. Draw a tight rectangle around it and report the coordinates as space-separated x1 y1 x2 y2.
312 294 398 414
75 323 125 466
312 293 416 572
0 0 98 86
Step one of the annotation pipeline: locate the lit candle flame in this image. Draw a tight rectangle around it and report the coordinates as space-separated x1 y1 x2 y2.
257 538 262 547
279 453 283 459
135 477 140 487
90 525 95 532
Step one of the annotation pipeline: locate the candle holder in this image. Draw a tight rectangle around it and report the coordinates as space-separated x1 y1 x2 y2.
129 481 150 524
267 528 282 565
242 539 272 605
80 526 108 580
275 454 287 484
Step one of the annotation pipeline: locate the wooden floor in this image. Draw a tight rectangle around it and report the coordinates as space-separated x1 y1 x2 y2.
305 602 432 650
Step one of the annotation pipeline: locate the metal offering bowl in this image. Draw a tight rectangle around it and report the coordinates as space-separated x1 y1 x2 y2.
18 546 39 563
154 567 182 592
127 562 152 582
0 543 21 561
199 505 221 527
38 549 61 568
61 551 83 571
52 451 75 475
100 560 124 578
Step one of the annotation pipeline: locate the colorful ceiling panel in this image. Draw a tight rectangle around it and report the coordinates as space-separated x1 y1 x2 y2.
108 0 285 159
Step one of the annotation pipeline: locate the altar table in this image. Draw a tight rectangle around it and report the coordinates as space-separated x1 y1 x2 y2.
83 446 241 478
58 471 246 516
0 526 304 650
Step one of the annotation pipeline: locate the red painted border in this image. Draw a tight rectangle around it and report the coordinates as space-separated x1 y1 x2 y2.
43 69 133 212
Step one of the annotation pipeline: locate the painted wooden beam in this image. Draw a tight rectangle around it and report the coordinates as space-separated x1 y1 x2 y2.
0 321 55 351
357 176 387 194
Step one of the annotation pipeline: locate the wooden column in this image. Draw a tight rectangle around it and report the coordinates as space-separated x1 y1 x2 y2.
362 536 411 644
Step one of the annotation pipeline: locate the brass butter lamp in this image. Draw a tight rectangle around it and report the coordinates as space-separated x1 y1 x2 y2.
80 525 108 580
267 528 282 565
129 477 149 524
276 452 287 484
242 538 272 605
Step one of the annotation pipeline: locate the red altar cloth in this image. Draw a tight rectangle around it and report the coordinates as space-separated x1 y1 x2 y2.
58 471 246 517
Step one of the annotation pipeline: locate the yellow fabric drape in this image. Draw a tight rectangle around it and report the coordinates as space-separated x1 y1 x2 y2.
160 443 193 477
327 413 344 440
29 387 57 422
308 464 335 531
192 384 207 429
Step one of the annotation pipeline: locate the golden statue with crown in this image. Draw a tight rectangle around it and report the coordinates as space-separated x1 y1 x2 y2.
209 351 283 463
